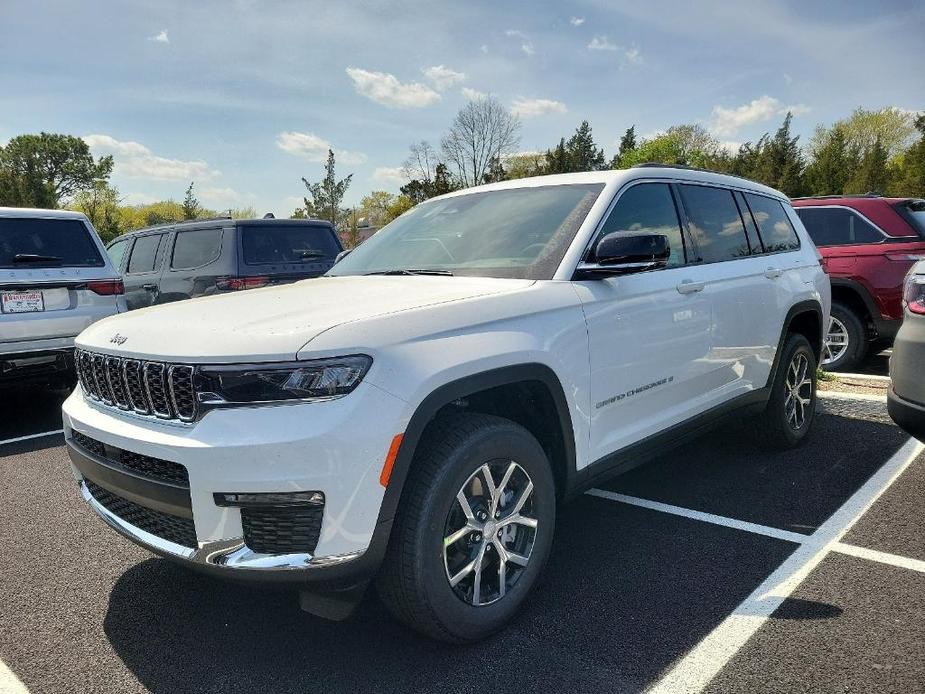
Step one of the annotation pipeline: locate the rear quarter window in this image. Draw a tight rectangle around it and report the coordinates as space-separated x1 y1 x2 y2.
241 224 340 264
0 217 104 268
745 194 801 252
126 234 164 274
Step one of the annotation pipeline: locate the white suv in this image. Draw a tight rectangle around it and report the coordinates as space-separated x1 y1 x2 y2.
62 166 829 642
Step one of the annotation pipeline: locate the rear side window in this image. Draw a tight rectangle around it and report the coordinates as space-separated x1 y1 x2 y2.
0 218 104 268
597 183 686 267
677 185 750 263
795 207 883 246
242 224 340 265
893 200 925 236
171 228 223 270
106 238 130 270
746 195 800 252
127 234 163 274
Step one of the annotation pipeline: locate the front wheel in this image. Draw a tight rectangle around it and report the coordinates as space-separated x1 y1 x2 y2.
755 333 818 450
376 413 556 643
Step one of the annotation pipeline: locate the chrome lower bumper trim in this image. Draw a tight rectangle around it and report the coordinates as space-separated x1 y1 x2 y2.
80 481 364 572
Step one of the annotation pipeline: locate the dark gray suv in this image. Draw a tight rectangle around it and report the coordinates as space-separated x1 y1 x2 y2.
105 218 342 310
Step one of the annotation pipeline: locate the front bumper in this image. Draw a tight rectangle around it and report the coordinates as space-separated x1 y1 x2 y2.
62 380 408 585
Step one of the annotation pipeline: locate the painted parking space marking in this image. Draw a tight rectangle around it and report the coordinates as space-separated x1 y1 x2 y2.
587 435 924 693
0 659 30 694
0 430 63 447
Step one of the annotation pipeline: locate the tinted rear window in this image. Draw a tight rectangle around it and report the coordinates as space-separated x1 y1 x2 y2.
0 217 104 268
171 228 223 270
893 200 925 237
795 207 882 246
127 234 164 274
745 194 800 252
242 224 339 265
677 184 750 263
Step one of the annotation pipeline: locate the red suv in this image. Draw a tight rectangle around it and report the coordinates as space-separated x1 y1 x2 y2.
792 196 925 371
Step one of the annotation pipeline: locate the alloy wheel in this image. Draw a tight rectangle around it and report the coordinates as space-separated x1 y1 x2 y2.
443 460 538 606
784 352 813 430
822 316 849 366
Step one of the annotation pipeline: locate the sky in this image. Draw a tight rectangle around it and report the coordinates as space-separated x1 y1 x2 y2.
2 0 923 215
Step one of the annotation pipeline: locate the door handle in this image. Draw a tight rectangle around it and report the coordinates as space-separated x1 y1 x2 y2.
142 283 157 291
764 267 783 279
677 279 705 294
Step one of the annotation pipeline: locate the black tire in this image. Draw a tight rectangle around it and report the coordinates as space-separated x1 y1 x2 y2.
755 333 818 450
376 412 556 643
822 302 867 372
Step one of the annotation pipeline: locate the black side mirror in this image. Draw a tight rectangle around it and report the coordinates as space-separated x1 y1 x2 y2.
335 249 352 264
576 232 670 278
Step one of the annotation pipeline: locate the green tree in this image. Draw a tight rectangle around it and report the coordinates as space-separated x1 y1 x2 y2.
891 115 925 196
482 156 507 183
748 112 805 196
384 194 414 223
301 149 353 230
845 135 891 194
804 126 855 195
504 152 545 179
0 133 113 207
618 133 686 167
615 125 637 167
358 190 396 227
70 181 123 242
182 182 200 219
543 138 570 174
543 121 606 173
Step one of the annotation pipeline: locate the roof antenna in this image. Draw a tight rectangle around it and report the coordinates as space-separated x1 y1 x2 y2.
263 212 275 219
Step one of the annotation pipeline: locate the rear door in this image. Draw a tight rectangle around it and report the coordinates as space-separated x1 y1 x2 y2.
235 222 342 287
675 184 785 394
156 226 227 302
122 232 167 310
0 215 121 350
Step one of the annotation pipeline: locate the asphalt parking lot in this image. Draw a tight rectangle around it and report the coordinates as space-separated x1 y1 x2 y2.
1 376 923 693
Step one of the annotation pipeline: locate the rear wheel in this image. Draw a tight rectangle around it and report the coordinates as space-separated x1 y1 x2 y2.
376 413 555 643
755 333 817 450
822 302 867 372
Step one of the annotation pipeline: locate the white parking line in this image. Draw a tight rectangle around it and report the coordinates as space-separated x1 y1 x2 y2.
637 435 924 693
0 660 29 694
0 430 64 447
832 542 925 574
585 489 808 544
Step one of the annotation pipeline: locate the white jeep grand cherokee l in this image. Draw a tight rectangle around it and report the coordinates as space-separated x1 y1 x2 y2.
63 166 829 642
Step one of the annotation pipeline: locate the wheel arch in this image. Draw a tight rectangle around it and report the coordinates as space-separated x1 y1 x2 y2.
766 300 824 388
829 278 878 325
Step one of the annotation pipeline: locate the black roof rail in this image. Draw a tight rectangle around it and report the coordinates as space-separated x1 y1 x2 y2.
630 162 757 184
129 215 233 234
790 193 882 201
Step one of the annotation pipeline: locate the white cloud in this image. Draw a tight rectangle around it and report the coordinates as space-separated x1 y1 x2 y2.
505 29 535 56
275 131 366 165
199 186 251 208
623 46 643 66
719 140 743 154
783 73 793 85
588 36 617 51
510 98 567 118
150 30 169 44
371 167 406 186
422 65 466 91
709 96 811 136
570 17 585 27
461 87 486 100
83 134 218 181
345 67 441 108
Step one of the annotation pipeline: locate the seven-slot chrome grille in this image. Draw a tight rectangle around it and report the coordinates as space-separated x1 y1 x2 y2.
75 349 197 422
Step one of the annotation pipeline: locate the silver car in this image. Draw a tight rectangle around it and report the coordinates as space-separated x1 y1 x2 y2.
0 208 125 388
888 259 925 441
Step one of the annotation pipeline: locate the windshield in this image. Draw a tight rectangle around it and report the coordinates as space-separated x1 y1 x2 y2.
0 217 104 268
328 183 604 280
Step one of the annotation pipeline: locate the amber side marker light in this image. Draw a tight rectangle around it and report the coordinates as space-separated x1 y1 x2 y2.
380 433 404 487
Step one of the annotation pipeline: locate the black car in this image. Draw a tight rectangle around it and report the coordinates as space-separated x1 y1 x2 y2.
105 218 343 310
888 260 925 441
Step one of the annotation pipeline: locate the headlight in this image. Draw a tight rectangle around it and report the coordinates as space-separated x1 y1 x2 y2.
197 355 372 405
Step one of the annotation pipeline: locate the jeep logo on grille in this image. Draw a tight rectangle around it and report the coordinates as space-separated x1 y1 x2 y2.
110 333 128 345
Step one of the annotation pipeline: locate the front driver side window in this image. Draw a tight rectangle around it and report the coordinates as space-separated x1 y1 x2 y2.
595 183 686 267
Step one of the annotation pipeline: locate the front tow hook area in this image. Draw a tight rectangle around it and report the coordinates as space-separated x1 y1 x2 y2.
299 582 370 621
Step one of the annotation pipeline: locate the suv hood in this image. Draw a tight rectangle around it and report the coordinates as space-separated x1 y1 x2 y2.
76 275 533 362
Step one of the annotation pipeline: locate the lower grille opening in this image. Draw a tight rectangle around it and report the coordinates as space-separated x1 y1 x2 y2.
241 506 323 555
71 432 189 487
85 479 198 549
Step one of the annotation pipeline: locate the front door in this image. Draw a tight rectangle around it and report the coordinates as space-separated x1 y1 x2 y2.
574 181 716 464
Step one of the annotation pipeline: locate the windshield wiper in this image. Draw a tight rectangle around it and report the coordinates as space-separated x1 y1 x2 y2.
297 250 325 260
364 269 454 276
13 253 62 264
